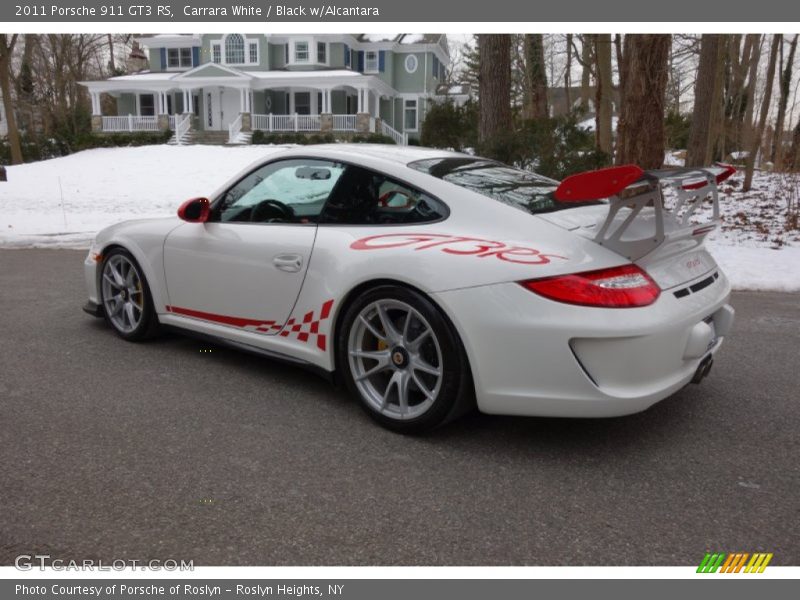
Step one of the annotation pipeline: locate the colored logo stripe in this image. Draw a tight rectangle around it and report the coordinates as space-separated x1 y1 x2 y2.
697 552 773 573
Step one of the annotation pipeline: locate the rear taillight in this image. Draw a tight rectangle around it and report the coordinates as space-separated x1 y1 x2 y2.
520 264 660 308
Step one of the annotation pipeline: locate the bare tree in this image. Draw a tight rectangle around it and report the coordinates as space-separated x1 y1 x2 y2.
0 34 22 164
477 34 512 144
741 35 763 155
524 34 548 119
744 35 781 191
564 34 573 111
593 34 613 155
616 35 671 168
772 34 798 169
686 35 725 166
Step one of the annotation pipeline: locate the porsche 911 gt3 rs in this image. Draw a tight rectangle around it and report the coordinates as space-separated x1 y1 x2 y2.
83 145 735 432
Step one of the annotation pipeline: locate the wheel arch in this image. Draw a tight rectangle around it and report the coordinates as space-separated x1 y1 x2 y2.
331 278 475 388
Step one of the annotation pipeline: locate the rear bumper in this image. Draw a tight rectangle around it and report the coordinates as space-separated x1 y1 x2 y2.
434 270 734 417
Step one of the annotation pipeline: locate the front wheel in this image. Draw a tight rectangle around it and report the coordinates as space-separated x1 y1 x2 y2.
99 248 160 341
338 285 473 433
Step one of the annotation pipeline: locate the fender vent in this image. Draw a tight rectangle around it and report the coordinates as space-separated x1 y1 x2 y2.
673 271 719 299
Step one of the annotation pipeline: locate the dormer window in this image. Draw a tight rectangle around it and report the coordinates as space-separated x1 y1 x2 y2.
365 51 379 73
167 48 192 69
214 34 259 66
225 34 245 64
317 42 327 64
295 41 309 63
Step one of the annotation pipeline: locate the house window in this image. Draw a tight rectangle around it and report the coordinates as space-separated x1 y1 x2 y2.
404 98 418 132
294 92 311 115
432 55 440 79
249 42 258 64
295 42 309 63
225 34 245 65
211 42 221 64
365 51 378 73
139 94 155 117
344 45 351 68
317 42 327 63
284 44 289 64
404 54 418 74
167 47 192 69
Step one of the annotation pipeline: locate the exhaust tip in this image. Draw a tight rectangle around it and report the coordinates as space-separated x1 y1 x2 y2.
692 357 713 384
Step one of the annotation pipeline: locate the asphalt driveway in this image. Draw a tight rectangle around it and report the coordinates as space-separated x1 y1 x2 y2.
1 249 798 565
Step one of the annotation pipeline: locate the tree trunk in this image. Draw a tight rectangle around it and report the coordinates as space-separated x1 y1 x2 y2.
565 34 572 112
477 35 512 145
580 36 592 110
729 34 754 150
686 35 724 167
772 34 798 169
615 35 671 168
744 35 781 191
741 35 763 155
524 34 548 119
594 34 613 156
709 36 729 161
0 34 22 165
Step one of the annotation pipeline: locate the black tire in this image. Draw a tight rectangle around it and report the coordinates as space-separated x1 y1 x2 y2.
337 284 474 433
99 248 160 341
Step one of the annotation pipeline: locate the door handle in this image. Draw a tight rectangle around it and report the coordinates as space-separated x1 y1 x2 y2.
273 253 303 273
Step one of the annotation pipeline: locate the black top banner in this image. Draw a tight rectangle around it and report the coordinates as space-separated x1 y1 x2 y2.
4 0 800 22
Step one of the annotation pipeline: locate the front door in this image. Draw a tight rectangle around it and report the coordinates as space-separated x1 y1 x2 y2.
162 158 346 334
205 87 241 130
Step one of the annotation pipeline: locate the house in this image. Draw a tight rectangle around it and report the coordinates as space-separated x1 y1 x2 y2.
80 34 450 145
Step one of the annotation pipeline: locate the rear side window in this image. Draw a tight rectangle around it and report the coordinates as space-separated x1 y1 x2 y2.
409 157 598 215
320 165 447 225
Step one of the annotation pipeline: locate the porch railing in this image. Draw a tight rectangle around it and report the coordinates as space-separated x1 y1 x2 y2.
174 114 192 145
228 113 243 144
380 120 408 146
332 114 357 131
102 115 159 132
252 113 357 133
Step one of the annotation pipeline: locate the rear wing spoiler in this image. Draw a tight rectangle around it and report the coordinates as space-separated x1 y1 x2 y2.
554 163 736 260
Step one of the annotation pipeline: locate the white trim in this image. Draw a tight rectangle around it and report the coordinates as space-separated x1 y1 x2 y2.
364 50 379 74
165 47 193 71
404 54 418 74
403 97 419 133
219 33 260 67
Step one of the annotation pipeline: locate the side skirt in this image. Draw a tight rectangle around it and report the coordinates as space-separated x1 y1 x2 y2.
161 324 337 384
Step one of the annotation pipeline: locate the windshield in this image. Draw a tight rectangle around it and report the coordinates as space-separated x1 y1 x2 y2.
409 157 599 215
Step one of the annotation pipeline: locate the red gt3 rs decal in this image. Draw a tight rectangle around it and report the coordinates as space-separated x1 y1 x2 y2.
165 299 335 351
350 233 567 265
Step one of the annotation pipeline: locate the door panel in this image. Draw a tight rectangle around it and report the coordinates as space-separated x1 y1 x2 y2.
163 223 316 332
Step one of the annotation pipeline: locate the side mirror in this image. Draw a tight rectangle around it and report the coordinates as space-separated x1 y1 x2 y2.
177 197 210 223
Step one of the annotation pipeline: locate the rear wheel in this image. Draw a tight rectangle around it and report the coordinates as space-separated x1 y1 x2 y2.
100 248 159 341
338 285 473 433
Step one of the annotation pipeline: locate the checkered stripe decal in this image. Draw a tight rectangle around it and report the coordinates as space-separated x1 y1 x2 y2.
166 299 335 351
271 299 334 351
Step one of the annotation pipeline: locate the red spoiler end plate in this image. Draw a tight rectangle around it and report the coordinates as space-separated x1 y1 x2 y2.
554 165 644 202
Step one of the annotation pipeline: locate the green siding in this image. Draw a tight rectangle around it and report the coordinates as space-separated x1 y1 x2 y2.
331 90 347 114
329 43 347 69
116 93 136 115
269 43 287 69
148 48 162 71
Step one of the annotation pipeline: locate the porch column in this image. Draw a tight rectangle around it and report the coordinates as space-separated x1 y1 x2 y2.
356 88 370 133
187 89 195 114
90 92 102 131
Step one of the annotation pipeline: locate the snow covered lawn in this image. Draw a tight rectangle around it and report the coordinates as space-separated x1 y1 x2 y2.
1 145 798 292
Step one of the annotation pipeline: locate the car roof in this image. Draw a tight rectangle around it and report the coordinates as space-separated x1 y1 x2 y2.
279 144 472 166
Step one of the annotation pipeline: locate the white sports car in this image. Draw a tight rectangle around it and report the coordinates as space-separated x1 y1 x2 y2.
83 145 735 432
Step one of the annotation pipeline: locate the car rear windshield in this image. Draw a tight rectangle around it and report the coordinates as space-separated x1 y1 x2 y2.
408 157 597 215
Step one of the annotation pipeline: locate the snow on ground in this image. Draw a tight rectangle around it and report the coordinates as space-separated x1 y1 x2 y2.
1 145 798 292
0 145 284 248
